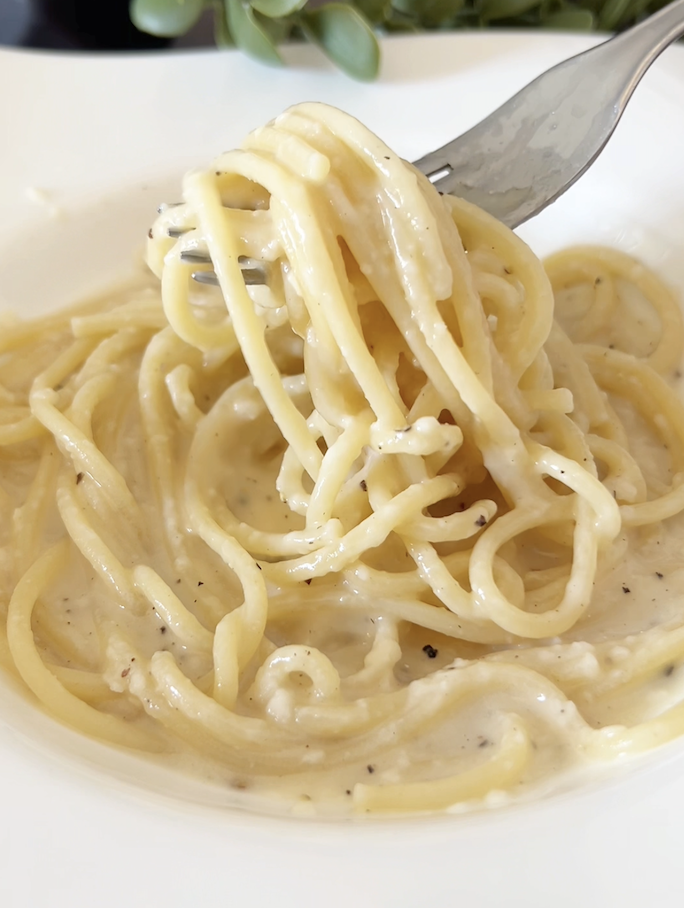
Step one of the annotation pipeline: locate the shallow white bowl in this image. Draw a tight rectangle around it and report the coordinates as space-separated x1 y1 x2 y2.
2 31 684 908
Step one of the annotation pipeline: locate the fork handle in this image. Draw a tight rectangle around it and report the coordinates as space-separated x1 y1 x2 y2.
591 0 684 97
414 0 684 227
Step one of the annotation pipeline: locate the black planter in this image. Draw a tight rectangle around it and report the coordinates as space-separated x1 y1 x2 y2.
0 0 172 50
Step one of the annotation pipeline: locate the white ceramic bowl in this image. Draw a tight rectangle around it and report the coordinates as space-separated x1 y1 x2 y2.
2 32 684 907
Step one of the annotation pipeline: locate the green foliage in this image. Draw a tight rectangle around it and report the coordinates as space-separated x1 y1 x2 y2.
481 0 542 22
300 3 380 80
598 0 632 28
224 0 283 63
392 0 465 26
131 0 205 36
545 7 595 28
129 0 679 79
355 0 391 24
251 0 307 17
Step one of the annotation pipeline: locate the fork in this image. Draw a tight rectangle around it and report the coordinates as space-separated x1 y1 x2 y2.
178 0 684 286
416 0 684 229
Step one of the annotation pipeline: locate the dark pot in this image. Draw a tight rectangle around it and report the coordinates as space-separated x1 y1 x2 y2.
0 0 171 50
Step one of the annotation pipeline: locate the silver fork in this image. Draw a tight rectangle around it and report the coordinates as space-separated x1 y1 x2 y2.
179 0 684 287
416 0 684 229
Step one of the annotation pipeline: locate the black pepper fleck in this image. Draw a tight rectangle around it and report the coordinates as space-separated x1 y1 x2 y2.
360 479 367 492
305 578 312 585
656 572 664 579
475 514 487 527
76 472 84 485
366 765 375 774
422 644 438 659
622 585 631 594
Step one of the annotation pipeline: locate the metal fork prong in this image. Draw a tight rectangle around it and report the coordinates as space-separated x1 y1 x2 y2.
191 269 265 287
241 268 266 286
167 226 191 239
180 251 212 265
157 202 183 214
182 251 266 278
191 271 219 286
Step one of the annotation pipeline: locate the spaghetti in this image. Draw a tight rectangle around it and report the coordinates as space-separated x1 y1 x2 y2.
1 103 684 814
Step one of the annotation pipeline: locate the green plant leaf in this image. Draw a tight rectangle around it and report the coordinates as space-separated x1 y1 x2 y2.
250 0 306 18
255 8 294 41
130 0 205 37
213 0 235 45
300 3 380 81
481 0 542 20
423 0 465 25
544 7 595 28
392 0 464 25
225 0 283 63
618 0 665 27
597 0 631 28
354 0 391 24
383 16 419 30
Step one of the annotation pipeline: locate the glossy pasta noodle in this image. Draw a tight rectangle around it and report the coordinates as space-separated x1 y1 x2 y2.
2 103 684 815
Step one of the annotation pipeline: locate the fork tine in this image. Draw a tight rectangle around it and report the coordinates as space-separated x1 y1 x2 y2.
158 204 268 285
191 268 265 287
157 202 183 214
240 268 266 286
191 271 219 287
180 251 212 264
